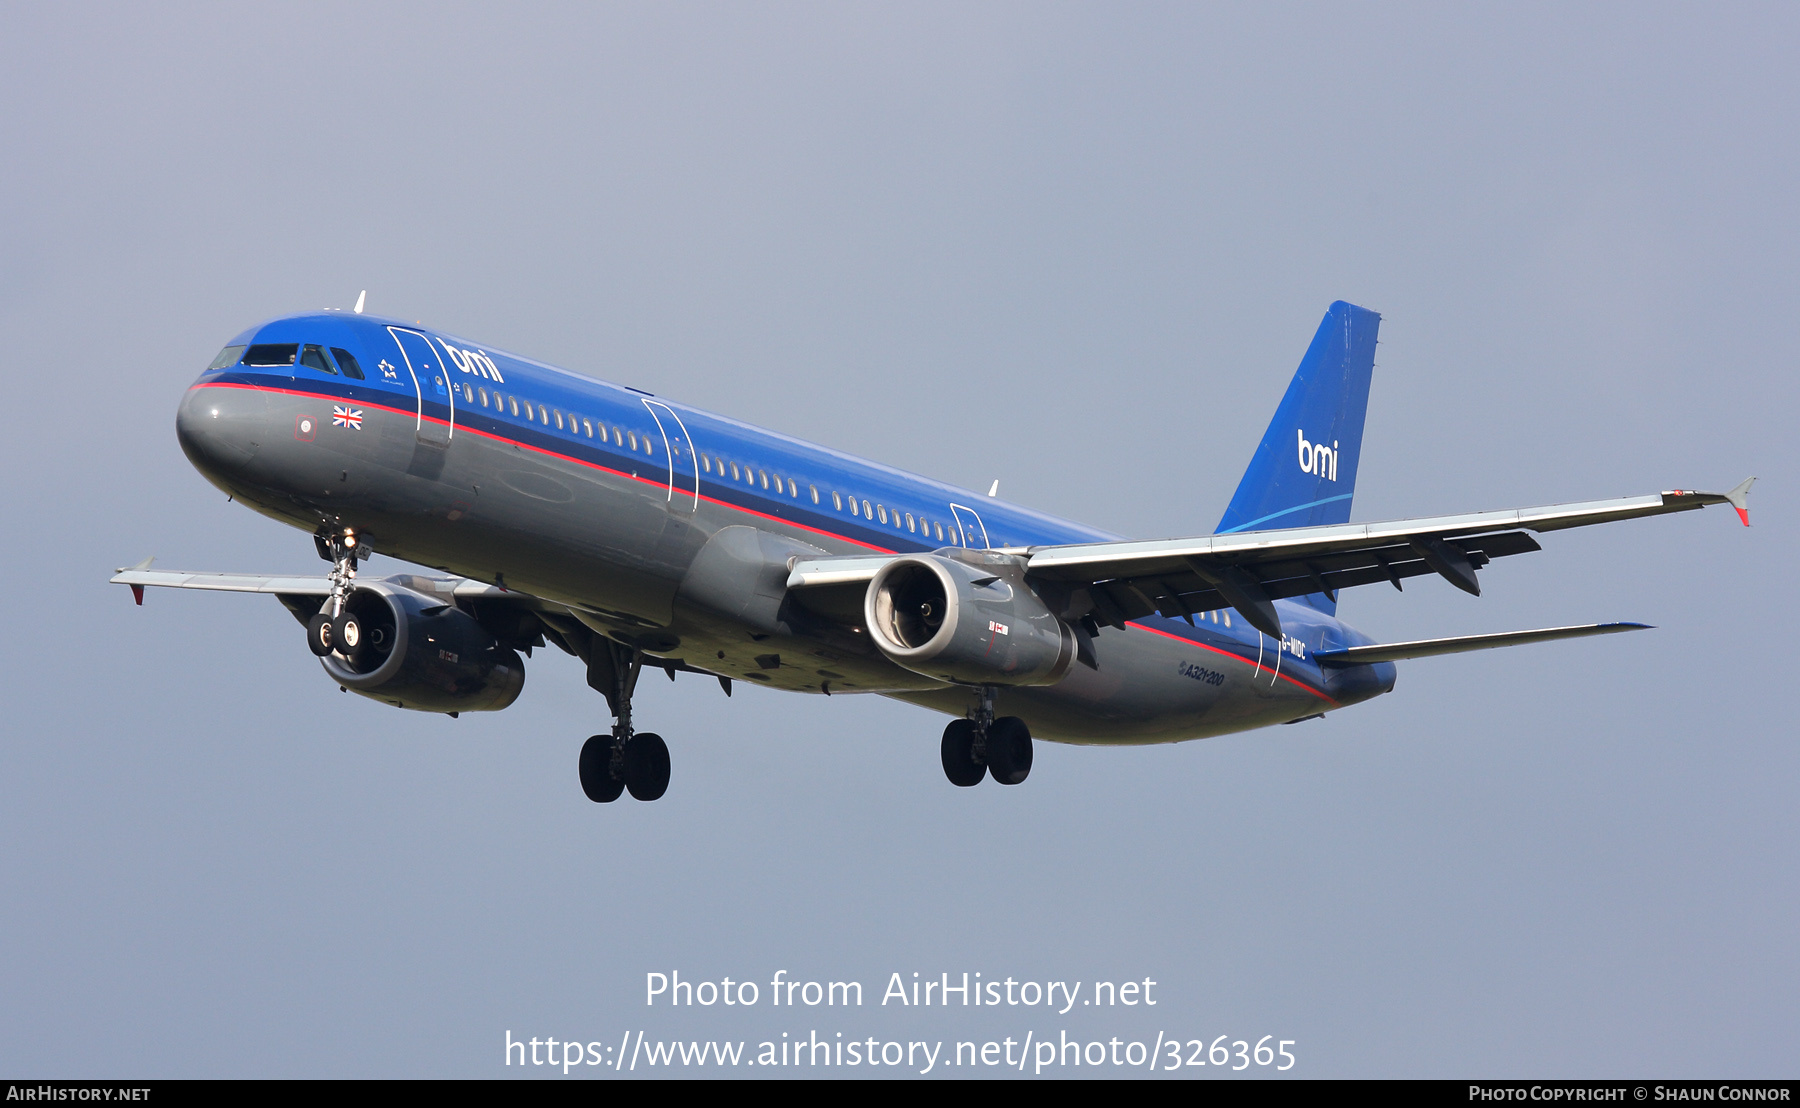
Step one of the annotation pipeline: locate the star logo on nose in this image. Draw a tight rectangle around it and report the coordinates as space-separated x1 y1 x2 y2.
377 359 399 380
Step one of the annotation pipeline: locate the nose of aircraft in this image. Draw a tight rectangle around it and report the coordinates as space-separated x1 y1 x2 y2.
175 383 269 485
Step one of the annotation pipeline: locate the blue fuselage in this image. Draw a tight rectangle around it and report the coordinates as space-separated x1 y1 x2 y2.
176 311 1394 742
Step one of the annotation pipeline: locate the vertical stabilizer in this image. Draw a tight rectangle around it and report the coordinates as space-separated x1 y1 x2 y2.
1215 301 1380 612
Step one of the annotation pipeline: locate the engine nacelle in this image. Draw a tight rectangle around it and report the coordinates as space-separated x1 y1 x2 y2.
864 554 1075 686
318 582 525 713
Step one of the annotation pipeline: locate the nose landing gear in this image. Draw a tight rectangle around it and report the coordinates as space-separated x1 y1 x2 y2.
578 639 672 803
940 686 1033 787
307 528 369 660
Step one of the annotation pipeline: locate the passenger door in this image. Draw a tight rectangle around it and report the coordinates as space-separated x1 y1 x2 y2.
642 399 698 512
386 327 454 447
949 503 990 549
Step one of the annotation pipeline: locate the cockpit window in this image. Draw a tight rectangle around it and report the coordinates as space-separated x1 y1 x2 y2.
207 345 245 370
300 344 337 374
243 343 298 366
330 348 366 380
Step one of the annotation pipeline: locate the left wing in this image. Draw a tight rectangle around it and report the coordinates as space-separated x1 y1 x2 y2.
789 479 1754 638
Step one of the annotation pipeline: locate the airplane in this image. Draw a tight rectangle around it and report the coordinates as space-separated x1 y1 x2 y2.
112 299 1754 803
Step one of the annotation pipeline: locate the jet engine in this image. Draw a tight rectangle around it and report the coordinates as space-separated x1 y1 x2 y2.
863 554 1075 686
317 581 525 713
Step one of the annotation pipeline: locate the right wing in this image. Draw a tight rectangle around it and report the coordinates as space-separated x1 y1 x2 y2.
109 567 508 602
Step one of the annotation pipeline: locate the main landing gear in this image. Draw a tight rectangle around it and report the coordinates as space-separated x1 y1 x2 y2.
578 639 672 803
306 528 370 662
941 686 1033 788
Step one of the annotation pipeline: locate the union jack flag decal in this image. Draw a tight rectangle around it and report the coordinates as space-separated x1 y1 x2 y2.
331 405 363 430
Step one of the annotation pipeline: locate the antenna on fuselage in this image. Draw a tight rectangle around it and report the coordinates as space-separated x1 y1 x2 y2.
988 480 999 497
353 290 366 314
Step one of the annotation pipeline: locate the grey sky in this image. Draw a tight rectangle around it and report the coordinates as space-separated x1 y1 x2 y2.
1 2 1793 1077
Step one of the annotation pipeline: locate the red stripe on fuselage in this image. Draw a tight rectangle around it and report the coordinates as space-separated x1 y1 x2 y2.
192 380 896 552
1128 620 1337 705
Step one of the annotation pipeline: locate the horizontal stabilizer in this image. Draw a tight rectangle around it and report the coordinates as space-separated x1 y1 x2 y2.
1313 622 1651 666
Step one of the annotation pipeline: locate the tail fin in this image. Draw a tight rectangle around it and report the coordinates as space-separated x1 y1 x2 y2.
1215 301 1380 611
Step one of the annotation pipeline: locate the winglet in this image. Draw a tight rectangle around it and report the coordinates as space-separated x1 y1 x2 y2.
117 556 155 604
1725 476 1755 527
117 554 154 604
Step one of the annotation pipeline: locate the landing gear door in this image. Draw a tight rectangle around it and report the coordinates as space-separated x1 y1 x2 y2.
948 503 990 549
642 399 698 512
387 327 454 447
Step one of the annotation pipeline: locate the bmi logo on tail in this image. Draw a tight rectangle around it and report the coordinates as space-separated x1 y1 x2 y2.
1297 430 1338 481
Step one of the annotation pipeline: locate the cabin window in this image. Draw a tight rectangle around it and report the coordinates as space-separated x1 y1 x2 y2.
540 405 551 425
809 484 818 504
644 436 654 456
509 397 520 417
787 478 798 497
628 431 638 451
701 455 711 474
832 491 842 510
758 470 769 490
849 499 860 517
906 513 916 532
461 383 473 403
876 505 887 524
583 419 593 437
478 387 489 407
553 410 564 430
207 345 246 370
243 343 297 366
331 348 365 379
861 499 872 518
729 462 740 481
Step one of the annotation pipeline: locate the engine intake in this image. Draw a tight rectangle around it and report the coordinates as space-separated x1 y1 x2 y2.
318 582 525 713
864 554 1074 686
